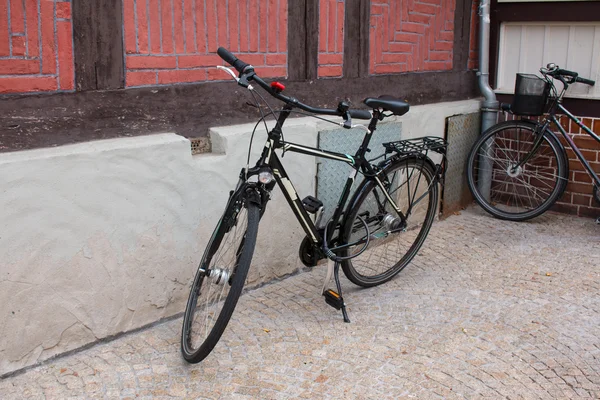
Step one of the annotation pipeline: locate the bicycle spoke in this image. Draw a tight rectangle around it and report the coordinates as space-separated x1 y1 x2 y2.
343 157 437 286
468 120 566 220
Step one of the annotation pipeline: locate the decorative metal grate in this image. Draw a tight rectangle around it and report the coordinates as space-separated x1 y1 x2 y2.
317 123 402 223
442 112 481 217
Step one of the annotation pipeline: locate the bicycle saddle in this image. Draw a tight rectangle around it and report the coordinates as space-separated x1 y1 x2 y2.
364 95 410 116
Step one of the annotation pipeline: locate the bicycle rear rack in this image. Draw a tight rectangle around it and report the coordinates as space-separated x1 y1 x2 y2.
382 136 448 156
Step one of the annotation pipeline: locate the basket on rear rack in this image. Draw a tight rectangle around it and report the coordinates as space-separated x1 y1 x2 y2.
511 73 550 116
382 136 447 156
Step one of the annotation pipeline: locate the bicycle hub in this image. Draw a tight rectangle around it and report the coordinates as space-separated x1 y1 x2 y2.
208 268 230 286
383 214 403 231
507 164 523 178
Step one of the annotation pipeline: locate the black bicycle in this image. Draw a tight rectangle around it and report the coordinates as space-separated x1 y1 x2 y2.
181 47 447 363
467 63 598 222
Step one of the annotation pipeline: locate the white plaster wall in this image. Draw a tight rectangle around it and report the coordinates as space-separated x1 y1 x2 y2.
0 99 480 375
0 118 319 376
388 99 480 139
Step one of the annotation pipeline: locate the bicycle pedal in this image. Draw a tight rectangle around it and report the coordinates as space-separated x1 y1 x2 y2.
323 289 344 310
301 195 323 214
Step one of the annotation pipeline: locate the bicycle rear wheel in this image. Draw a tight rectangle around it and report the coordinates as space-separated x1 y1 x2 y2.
341 157 438 287
467 120 568 221
181 190 260 363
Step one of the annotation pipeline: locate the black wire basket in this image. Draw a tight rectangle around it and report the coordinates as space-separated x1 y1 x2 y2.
511 73 550 116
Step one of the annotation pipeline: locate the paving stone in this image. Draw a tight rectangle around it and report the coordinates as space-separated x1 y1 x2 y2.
0 208 599 399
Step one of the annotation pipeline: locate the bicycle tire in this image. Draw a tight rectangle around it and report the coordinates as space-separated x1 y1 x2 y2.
340 156 438 287
466 120 568 221
181 190 260 363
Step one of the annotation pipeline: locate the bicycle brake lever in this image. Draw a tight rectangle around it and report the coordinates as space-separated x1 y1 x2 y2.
350 124 369 132
217 66 239 82
216 66 254 90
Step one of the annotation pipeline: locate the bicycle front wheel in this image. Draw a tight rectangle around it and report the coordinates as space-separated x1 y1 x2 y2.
341 157 438 287
181 190 260 363
467 120 568 221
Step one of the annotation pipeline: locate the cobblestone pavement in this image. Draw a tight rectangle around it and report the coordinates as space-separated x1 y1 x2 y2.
1 208 599 399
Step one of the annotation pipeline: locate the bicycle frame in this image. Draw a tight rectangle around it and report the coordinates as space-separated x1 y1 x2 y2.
251 107 405 248
550 104 600 187
514 81 600 189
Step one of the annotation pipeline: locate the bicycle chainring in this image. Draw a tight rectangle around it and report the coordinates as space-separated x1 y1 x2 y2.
299 236 323 267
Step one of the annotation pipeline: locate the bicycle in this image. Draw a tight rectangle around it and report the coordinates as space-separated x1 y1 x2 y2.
466 63 599 222
180 47 447 363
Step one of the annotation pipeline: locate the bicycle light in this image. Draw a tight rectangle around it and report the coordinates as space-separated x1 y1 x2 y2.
258 168 274 184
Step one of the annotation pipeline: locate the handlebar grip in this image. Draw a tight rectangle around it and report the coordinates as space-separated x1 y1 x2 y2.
349 110 372 120
575 76 596 86
217 47 250 74
557 68 578 78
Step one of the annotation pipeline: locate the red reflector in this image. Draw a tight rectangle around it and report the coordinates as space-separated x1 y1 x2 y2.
271 81 285 91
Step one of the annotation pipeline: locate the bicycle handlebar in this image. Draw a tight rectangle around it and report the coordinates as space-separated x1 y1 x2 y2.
217 47 372 120
575 76 596 86
557 68 578 78
544 65 595 87
217 47 250 74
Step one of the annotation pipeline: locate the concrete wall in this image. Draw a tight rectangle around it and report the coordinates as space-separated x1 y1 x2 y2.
0 99 480 376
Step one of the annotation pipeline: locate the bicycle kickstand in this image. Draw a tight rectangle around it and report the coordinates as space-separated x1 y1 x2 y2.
322 259 351 323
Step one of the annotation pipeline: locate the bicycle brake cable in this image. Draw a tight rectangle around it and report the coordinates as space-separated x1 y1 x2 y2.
247 89 272 175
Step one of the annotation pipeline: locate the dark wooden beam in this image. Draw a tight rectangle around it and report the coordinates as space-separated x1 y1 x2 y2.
72 0 124 91
343 0 370 78
494 1 600 22
359 0 370 77
343 0 361 78
453 0 472 71
305 0 319 80
489 0 500 88
287 0 307 81
0 71 478 153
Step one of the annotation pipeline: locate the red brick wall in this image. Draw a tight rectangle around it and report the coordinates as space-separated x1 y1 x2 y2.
553 116 600 218
123 0 288 87
369 0 455 74
0 0 74 94
0 0 476 93
500 112 600 218
318 0 344 78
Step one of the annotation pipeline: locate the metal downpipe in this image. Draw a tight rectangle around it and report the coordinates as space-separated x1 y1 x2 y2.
477 0 499 201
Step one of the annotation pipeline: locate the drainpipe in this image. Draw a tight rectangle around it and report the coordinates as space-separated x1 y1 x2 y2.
476 0 498 201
